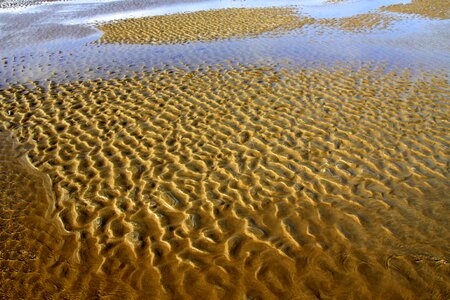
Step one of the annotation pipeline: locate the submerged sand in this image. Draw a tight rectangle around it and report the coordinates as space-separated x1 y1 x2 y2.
0 63 449 298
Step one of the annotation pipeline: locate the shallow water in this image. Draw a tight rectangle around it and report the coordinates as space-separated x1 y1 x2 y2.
1 0 449 87
0 0 449 299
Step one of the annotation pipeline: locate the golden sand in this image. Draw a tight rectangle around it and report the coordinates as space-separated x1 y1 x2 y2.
0 128 143 298
97 7 315 45
0 0 60 9
0 128 61 297
0 64 449 298
97 8 401 46
318 13 399 33
382 0 450 19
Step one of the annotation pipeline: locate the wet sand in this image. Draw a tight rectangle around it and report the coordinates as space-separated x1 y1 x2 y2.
382 0 450 19
1 0 450 299
1 63 449 298
317 13 399 33
98 8 315 45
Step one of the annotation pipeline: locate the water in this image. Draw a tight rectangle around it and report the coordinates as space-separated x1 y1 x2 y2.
0 0 449 87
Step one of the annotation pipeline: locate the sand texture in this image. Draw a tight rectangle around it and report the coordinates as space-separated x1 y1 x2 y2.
97 8 402 46
317 13 399 33
0 63 449 298
0 0 61 9
382 0 450 19
0 128 62 297
0 128 145 298
98 8 315 45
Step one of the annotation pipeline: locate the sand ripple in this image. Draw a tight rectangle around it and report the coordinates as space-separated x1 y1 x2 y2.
97 7 403 46
98 7 315 45
0 127 147 298
382 0 450 20
0 63 449 298
317 13 399 33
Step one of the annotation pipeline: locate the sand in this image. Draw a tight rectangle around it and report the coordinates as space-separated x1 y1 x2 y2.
98 7 316 45
382 0 450 19
1 0 449 298
317 13 399 33
97 7 402 46
0 62 449 298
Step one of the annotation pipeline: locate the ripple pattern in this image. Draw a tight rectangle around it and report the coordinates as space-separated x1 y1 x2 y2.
0 64 449 298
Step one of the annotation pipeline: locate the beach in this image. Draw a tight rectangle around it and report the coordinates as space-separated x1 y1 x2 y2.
0 0 449 298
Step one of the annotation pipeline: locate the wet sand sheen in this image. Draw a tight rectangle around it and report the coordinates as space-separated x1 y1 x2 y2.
0 128 158 298
0 128 76 297
0 63 449 298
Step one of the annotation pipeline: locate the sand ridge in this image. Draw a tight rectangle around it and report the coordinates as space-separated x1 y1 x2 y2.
0 63 449 298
